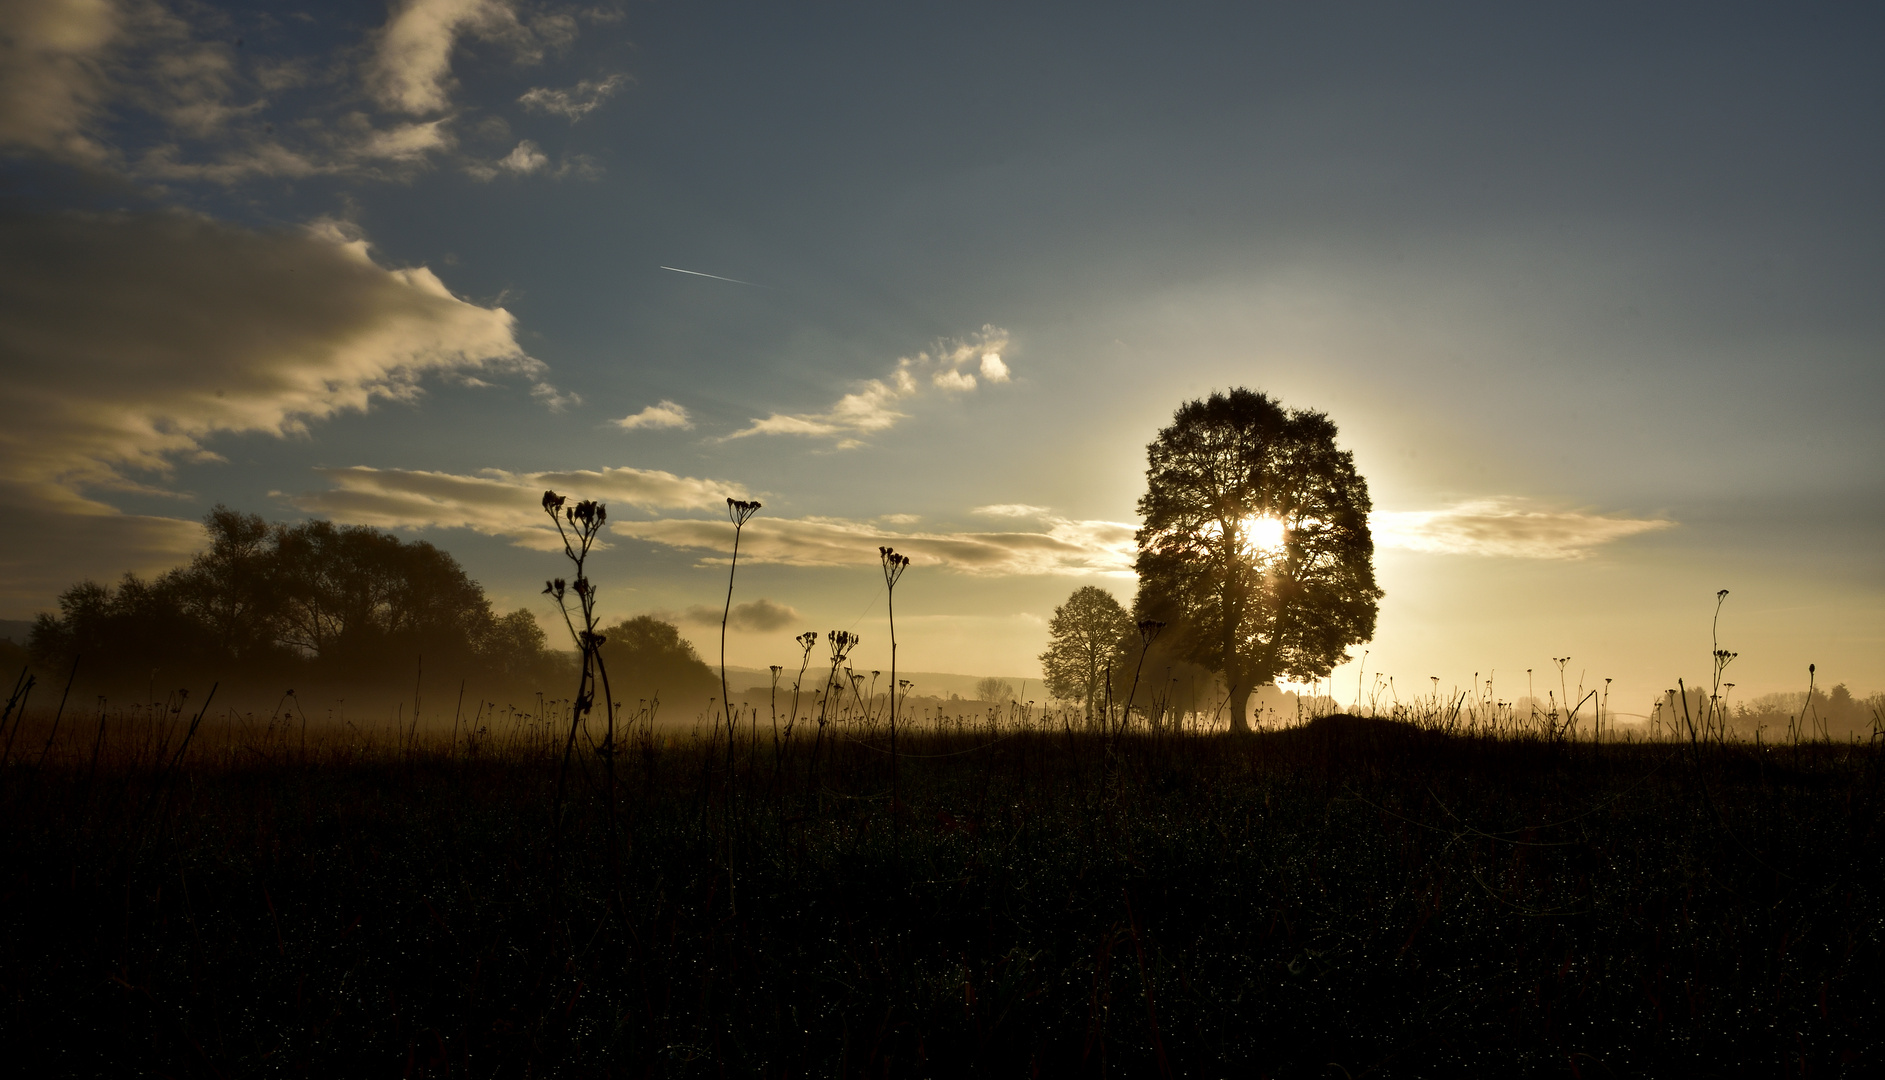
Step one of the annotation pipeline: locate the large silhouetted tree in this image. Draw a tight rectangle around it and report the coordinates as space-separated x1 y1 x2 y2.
1039 585 1133 723
1134 389 1381 734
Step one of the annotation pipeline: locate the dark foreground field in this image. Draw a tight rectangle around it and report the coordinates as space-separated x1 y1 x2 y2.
2 711 1881 1078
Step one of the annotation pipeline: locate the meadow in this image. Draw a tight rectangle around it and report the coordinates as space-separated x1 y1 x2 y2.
1 682 1880 1078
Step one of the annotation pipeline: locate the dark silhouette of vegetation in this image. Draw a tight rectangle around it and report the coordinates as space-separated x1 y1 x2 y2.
1135 388 1382 734
29 506 564 695
879 546 910 816
6 493 1879 1075
539 490 619 859
1039 585 1132 722
1 705 1879 1076
595 615 718 711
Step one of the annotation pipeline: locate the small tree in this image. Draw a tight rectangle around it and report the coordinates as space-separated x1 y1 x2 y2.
1135 389 1381 734
974 676 1015 704
1039 586 1132 723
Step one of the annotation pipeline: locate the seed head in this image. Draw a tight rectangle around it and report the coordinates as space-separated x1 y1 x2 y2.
727 498 762 527
879 546 910 588
827 630 859 662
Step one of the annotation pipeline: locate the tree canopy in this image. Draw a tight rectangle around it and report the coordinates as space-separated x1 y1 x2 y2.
1134 389 1381 734
1039 585 1133 721
31 506 562 690
595 615 719 712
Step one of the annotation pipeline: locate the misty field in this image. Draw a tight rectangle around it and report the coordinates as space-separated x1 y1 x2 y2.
1 691 1880 1078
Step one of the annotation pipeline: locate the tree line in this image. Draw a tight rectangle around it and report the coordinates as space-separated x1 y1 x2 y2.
27 507 722 709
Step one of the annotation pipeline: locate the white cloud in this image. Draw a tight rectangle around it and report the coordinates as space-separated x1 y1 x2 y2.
529 379 582 412
467 138 549 179
612 513 1135 577
726 325 1012 448
973 503 1051 518
368 0 521 115
1371 499 1673 559
979 351 1010 382
519 73 629 120
498 138 547 172
614 400 694 430
358 118 456 162
288 465 752 550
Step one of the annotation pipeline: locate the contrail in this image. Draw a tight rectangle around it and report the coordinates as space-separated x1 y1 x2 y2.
660 265 765 288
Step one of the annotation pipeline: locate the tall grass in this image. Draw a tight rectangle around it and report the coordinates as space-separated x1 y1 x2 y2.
2 680 1880 1076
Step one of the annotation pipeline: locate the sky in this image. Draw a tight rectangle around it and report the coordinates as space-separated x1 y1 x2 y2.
1 0 1880 723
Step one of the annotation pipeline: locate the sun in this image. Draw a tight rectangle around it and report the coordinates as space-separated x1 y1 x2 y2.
1242 514 1286 553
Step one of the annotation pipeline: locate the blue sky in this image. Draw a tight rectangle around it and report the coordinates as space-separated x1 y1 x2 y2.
2 1 1879 719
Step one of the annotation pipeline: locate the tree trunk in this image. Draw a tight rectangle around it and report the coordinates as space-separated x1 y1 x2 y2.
1227 682 1253 735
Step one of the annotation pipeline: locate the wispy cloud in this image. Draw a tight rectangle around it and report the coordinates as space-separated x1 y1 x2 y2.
465 138 548 180
519 73 629 120
973 503 1050 518
726 326 1012 448
1371 499 1673 559
290 463 1128 575
613 400 693 430
288 465 751 550
612 513 1134 577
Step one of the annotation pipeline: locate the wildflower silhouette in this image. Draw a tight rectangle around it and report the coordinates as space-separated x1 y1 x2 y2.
879 546 911 813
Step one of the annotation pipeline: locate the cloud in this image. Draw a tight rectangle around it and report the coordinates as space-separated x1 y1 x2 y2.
611 513 1135 577
0 0 608 184
466 138 547 179
726 326 1012 448
679 598 803 633
973 503 1051 518
1371 499 1673 559
357 118 456 162
368 0 522 115
0 1 314 178
0 0 121 164
613 400 694 430
0 204 568 611
0 479 205 615
288 465 752 550
519 74 629 120
529 379 582 412
0 208 552 497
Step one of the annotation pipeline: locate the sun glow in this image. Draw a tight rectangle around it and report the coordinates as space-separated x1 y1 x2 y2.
1243 514 1286 553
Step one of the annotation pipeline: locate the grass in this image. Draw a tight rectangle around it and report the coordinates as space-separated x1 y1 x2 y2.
1 696 1881 1077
